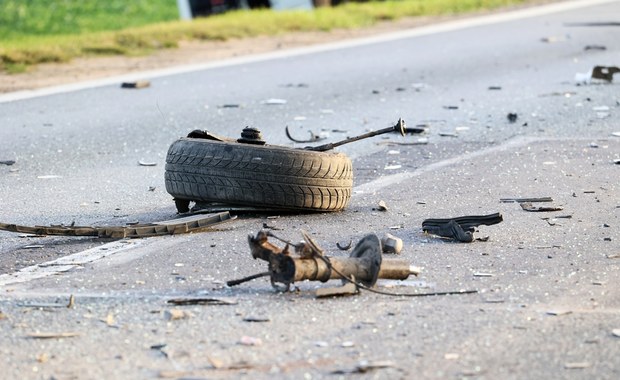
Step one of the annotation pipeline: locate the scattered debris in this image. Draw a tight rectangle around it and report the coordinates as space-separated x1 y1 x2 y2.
443 105 459 110
262 98 287 105
378 138 428 146
438 131 458 137
20 245 44 249
384 164 402 170
238 335 263 346
121 80 150 89
316 282 359 298
0 310 7 320
332 360 395 375
500 197 553 203
164 309 192 321
488 86 502 90
376 200 388 212
242 316 270 322
584 45 606 51
285 126 325 143
612 329 620 337
422 213 503 243
520 202 563 212
576 65 620 84
167 297 238 306
540 36 566 43
0 212 235 239
564 362 590 369
546 309 572 316
473 272 494 277
0 160 15 166
218 104 240 108
138 160 157 167
27 332 79 339
592 66 620 81
101 313 117 328
37 175 62 179
381 233 403 254
336 240 352 251
507 113 518 123
281 83 308 88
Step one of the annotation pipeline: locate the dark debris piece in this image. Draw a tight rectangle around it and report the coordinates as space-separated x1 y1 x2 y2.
591 66 620 82
500 197 553 203
285 126 326 143
422 213 503 243
0 160 16 166
507 113 518 123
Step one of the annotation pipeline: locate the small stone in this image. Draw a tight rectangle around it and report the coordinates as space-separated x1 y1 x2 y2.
164 309 191 321
381 233 403 254
239 336 263 346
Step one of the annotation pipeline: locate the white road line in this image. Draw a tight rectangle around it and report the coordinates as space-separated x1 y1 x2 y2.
353 136 540 194
0 0 615 104
0 240 142 286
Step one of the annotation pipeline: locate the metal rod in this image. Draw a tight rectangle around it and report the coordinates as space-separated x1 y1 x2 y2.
307 118 406 152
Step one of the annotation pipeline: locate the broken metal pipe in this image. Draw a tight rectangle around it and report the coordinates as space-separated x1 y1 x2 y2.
233 230 419 291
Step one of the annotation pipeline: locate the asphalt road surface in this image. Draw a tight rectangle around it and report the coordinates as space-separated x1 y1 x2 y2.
1 1 619 379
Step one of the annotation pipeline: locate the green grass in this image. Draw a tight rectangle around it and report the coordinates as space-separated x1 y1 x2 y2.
0 0 534 73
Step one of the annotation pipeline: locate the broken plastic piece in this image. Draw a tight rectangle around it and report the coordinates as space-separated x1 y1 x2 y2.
422 213 503 243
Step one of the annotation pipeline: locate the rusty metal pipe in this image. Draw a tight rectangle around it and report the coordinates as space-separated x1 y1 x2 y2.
292 257 416 283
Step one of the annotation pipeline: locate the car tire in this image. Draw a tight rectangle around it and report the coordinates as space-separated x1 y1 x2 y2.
165 138 353 212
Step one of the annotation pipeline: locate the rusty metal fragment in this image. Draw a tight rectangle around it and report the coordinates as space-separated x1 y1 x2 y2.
520 202 563 212
0 212 235 239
